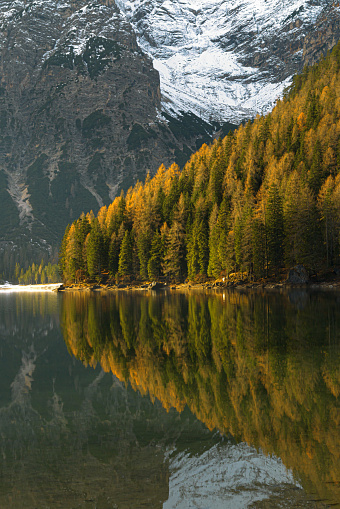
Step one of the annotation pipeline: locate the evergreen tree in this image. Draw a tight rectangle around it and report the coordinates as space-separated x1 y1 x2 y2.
207 205 220 278
251 216 266 278
147 231 164 280
197 220 209 276
14 262 20 283
208 157 224 205
187 218 208 281
309 139 323 194
242 208 255 277
266 184 284 276
234 215 244 274
137 229 151 280
41 268 47 284
318 175 340 266
163 221 186 282
58 224 70 282
108 232 120 277
284 172 321 269
86 219 104 280
118 230 133 278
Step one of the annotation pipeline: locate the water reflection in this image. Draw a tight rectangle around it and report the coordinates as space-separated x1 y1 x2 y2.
0 292 219 508
0 290 339 508
60 290 340 507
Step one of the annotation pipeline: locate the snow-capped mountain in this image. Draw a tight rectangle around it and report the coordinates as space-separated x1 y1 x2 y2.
116 0 340 122
0 0 339 271
0 0 213 266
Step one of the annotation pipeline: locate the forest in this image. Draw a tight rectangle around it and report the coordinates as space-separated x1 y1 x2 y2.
0 260 60 285
14 261 60 285
59 40 340 284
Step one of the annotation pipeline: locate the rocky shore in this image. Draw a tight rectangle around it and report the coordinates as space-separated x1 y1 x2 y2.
56 275 340 293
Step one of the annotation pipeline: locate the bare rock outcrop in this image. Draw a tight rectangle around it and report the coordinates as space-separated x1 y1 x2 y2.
286 265 309 284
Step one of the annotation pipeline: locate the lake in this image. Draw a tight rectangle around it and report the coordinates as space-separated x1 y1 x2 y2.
0 289 339 508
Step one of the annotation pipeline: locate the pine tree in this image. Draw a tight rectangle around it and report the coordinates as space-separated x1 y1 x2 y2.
58 224 70 282
65 224 80 282
86 219 104 280
137 230 151 280
234 215 244 274
266 184 284 276
118 230 133 278
309 139 323 194
318 175 340 266
207 204 220 278
14 262 20 283
284 172 321 269
197 220 209 276
242 208 255 277
251 215 266 278
163 221 186 282
208 157 224 206
41 268 47 284
108 232 120 277
147 231 164 280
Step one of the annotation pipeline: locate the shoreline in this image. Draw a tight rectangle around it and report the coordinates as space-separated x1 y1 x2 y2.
2 276 340 293
56 278 340 293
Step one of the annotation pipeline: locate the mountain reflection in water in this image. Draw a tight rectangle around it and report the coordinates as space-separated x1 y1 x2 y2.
0 290 338 508
60 290 340 507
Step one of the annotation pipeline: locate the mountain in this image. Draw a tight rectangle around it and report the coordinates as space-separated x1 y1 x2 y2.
0 0 340 277
0 0 220 274
116 0 340 122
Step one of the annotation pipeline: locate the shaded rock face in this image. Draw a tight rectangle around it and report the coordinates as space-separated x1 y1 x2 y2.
303 3 340 67
286 265 309 284
0 0 214 256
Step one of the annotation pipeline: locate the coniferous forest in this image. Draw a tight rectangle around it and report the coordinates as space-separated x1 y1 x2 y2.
0 258 60 285
59 41 340 284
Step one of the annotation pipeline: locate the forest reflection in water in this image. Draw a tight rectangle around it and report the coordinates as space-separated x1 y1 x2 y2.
0 290 339 508
60 289 340 507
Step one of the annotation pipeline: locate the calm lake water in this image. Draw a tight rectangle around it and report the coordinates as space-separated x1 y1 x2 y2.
0 289 339 508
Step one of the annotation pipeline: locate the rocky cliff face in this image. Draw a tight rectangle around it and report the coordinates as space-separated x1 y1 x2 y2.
303 2 340 66
0 0 215 267
0 0 340 272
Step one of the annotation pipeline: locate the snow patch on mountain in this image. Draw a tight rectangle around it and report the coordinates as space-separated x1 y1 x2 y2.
116 0 329 123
